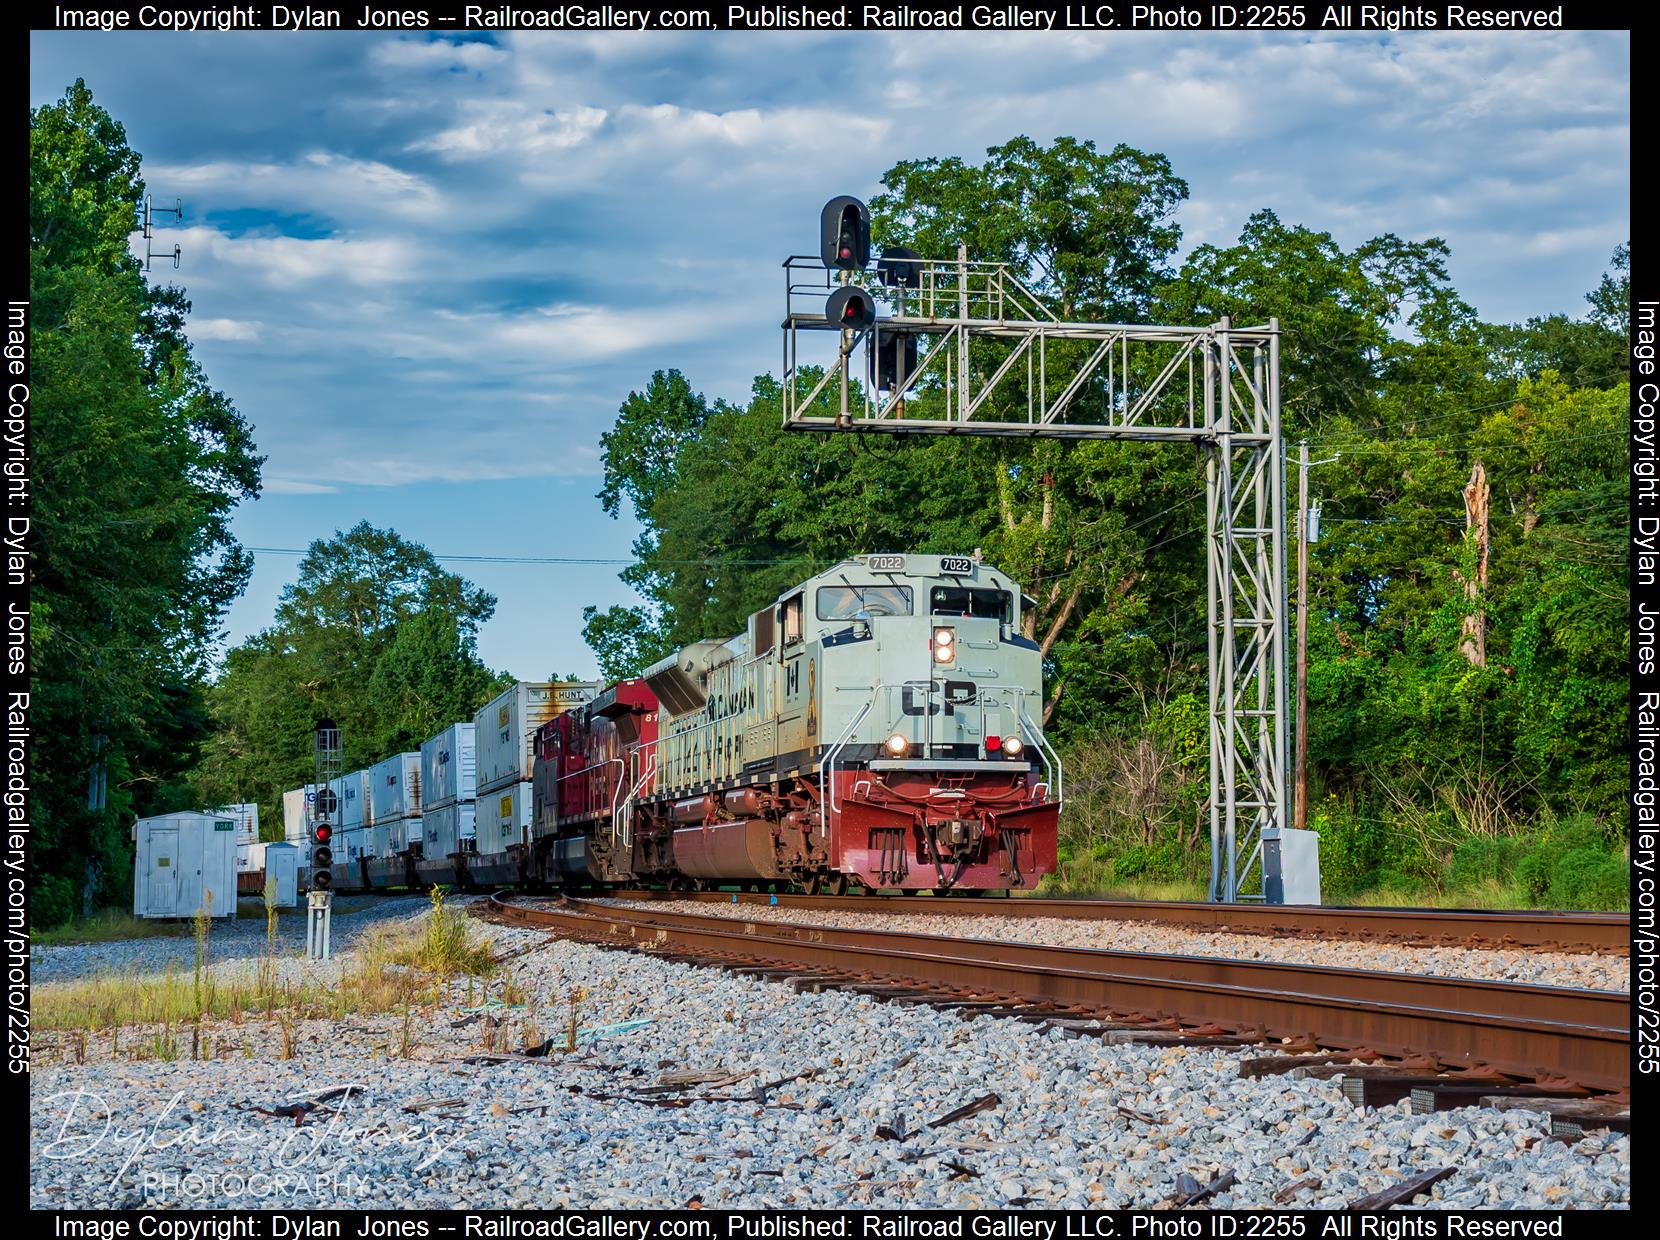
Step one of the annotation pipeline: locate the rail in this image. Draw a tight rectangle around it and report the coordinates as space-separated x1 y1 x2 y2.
487 895 1631 1092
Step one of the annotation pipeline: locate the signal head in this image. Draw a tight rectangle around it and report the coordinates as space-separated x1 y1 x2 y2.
877 246 922 289
826 286 877 331
820 196 870 270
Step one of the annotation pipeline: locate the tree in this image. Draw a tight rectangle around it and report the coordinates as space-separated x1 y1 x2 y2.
871 135 1189 319
197 523 508 829
30 81 263 926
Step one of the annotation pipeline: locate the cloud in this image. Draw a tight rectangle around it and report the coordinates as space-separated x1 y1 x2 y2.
39 27 1628 494
187 317 262 341
413 101 608 157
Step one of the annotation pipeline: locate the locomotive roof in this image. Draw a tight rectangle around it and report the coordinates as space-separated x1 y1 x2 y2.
780 553 1020 604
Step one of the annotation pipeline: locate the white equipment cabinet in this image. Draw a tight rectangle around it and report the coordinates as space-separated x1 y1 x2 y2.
259 842 299 908
133 812 239 919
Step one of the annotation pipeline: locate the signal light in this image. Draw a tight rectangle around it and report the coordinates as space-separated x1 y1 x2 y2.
820 196 870 270
876 330 918 391
826 286 876 331
986 735 1002 753
878 246 921 289
311 821 334 887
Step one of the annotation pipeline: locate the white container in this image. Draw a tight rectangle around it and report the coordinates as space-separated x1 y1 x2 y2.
282 786 317 842
212 803 260 845
474 682 599 795
479 781 534 850
133 812 239 919
237 841 266 874
328 770 368 831
340 827 370 864
368 752 422 825
260 843 299 908
423 801 477 857
388 817 421 855
421 723 476 810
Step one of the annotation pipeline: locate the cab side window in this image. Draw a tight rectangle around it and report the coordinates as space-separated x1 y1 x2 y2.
780 594 804 647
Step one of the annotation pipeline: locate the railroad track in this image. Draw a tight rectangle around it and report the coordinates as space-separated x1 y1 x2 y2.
611 888 1630 953
485 894 1631 1096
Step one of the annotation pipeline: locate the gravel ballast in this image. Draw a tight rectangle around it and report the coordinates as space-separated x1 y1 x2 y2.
29 899 1628 1210
599 899 1630 993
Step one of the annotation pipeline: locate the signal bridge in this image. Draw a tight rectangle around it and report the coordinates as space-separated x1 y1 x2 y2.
781 197 1293 904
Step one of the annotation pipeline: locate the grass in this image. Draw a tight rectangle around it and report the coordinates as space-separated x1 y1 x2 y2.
35 887 502 1039
33 909 187 946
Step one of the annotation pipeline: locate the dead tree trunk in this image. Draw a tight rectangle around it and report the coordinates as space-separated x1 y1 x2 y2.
1457 461 1489 666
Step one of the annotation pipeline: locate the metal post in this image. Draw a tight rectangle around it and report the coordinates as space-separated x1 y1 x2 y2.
1295 438 1309 832
957 243 969 422
306 890 333 960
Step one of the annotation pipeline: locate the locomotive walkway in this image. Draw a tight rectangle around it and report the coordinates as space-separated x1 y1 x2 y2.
486 895 1631 1096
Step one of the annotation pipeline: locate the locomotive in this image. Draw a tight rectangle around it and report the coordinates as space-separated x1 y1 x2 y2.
306 553 1061 894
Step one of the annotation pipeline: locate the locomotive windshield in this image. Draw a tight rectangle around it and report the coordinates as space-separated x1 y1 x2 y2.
930 585 1012 622
816 584 913 619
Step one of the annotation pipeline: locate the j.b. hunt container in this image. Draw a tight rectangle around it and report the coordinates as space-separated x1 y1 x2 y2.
420 722 476 809
480 782 534 850
474 682 599 796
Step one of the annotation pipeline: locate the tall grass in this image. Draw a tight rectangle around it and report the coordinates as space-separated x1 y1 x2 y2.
36 887 501 1038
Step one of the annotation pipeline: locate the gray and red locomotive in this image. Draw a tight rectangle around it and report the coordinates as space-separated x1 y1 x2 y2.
528 554 1060 893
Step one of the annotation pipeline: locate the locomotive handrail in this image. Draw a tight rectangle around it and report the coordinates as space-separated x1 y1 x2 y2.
619 761 656 849
820 685 881 837
615 740 658 849
1018 706 1064 805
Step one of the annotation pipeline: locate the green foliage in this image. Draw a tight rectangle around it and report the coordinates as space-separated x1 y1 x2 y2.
581 134 1629 911
30 81 263 927
196 522 511 828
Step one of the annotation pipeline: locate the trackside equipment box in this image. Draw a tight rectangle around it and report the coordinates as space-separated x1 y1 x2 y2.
134 812 239 919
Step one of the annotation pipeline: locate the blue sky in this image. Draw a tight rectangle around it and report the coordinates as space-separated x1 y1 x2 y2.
30 30 1629 680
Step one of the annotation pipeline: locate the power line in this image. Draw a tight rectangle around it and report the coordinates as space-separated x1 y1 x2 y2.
244 547 818 568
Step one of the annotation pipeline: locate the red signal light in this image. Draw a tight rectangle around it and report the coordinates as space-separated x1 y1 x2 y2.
986 735 1002 753
313 823 332 844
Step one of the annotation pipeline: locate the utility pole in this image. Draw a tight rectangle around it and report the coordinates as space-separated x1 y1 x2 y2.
1294 442 1337 833
1295 441 1310 832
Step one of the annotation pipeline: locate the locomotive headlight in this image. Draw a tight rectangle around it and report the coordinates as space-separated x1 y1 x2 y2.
1003 735 1025 758
932 627 955 664
884 733 911 757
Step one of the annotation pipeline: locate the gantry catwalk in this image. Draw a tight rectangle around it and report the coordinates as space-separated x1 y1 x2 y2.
779 245 1288 903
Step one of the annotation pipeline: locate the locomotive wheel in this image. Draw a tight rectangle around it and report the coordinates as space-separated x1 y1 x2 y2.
828 873 849 897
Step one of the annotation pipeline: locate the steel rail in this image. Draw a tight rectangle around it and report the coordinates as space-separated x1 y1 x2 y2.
608 889 1630 953
488 896 1630 1091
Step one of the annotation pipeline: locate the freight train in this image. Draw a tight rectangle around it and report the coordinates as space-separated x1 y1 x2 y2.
299 554 1061 894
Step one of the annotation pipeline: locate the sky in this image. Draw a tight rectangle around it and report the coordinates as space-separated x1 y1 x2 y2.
29 29 1630 680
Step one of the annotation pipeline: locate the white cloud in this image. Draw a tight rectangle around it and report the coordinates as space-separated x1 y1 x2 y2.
149 154 445 221
413 101 609 157
178 227 423 289
188 317 262 341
